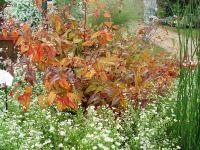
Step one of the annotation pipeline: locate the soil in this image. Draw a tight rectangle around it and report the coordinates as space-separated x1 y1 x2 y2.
127 21 195 58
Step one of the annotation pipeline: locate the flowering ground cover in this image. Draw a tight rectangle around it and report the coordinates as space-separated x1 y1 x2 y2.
0 0 199 150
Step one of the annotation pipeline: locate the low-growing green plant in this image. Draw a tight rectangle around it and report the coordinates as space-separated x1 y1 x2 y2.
120 83 180 150
0 77 180 149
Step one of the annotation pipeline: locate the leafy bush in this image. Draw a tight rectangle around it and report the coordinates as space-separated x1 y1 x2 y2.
3 1 178 113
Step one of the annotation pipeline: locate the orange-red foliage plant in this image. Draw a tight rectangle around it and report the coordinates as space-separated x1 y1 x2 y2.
9 1 179 112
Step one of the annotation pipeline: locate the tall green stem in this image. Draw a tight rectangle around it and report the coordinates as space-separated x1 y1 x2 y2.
176 0 200 149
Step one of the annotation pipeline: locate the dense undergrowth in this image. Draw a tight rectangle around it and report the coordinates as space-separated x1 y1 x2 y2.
0 78 180 149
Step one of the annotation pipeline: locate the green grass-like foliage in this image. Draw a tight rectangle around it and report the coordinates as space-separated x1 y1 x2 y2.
176 0 200 149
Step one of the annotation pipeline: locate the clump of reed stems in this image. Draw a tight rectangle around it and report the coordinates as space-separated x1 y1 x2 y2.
176 0 200 149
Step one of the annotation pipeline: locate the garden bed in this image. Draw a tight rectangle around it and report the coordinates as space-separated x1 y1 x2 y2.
0 0 199 149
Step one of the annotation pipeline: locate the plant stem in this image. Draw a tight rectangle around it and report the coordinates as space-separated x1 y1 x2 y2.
83 0 87 42
4 86 7 111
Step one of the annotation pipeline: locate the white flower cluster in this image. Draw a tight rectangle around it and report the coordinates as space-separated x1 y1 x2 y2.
120 90 180 150
3 0 42 29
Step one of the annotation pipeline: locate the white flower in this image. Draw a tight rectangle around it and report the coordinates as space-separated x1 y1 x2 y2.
43 139 51 145
35 143 42 148
49 126 55 132
46 115 51 120
67 119 72 125
176 146 181 149
111 145 116 149
86 134 94 139
59 131 66 136
92 146 98 150
115 142 121 146
104 137 114 143
58 143 63 148
19 133 24 138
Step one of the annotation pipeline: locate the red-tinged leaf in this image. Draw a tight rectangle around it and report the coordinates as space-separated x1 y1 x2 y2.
104 12 111 18
38 95 47 109
57 96 77 111
44 79 51 91
91 31 101 38
93 9 100 18
104 22 113 28
112 25 120 30
59 79 71 90
44 46 54 58
91 30 112 44
84 69 96 79
168 70 178 77
9 90 13 97
60 58 71 67
27 43 33 55
35 0 42 11
21 45 30 53
24 86 32 94
48 91 57 106
23 24 30 32
15 36 25 47
18 93 31 112
105 32 112 42
99 71 108 81
32 45 44 63
12 31 19 42
46 59 59 66
49 15 62 33
82 40 94 47
2 29 8 40
67 92 83 101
